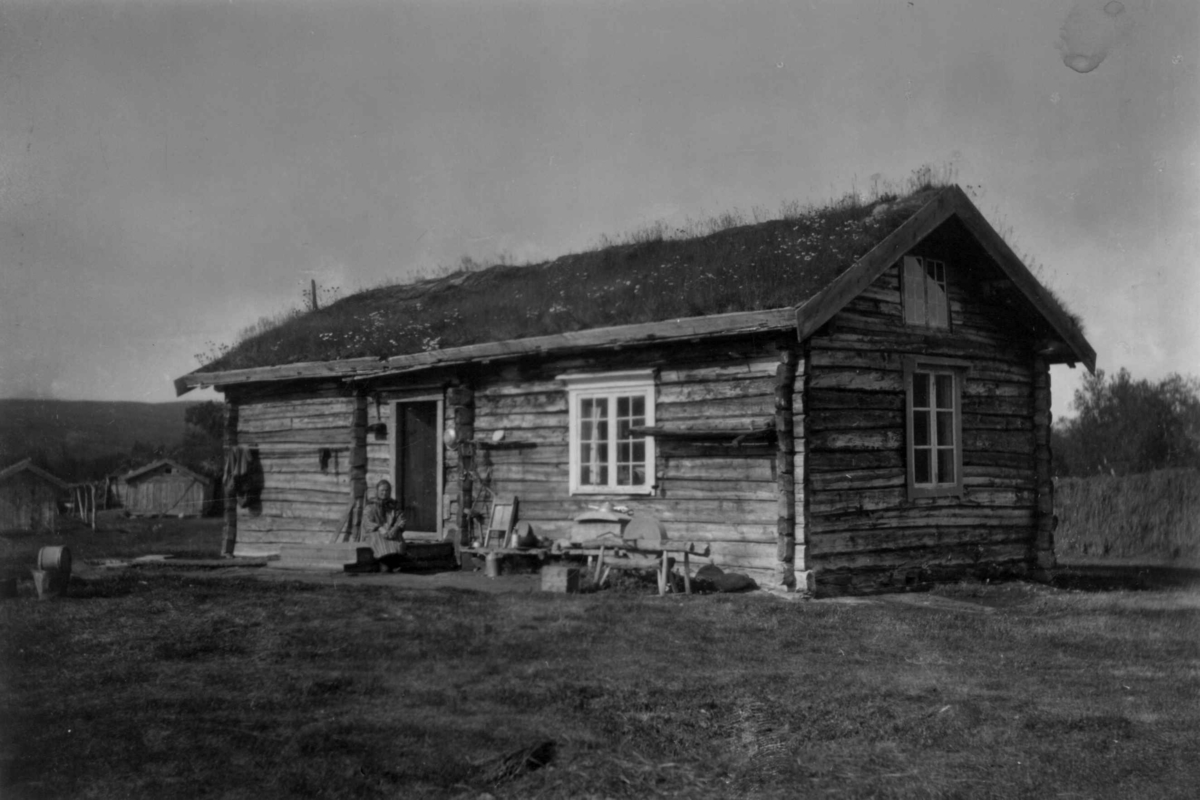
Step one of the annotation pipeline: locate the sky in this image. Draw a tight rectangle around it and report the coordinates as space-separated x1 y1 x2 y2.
1 0 1196 421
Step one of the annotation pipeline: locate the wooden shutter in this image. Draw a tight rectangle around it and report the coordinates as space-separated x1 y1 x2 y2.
902 256 925 325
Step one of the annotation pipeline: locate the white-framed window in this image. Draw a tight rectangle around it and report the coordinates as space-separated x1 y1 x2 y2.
559 370 656 495
902 255 949 329
904 357 967 499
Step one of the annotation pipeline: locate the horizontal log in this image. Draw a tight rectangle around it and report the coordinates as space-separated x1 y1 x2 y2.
260 474 352 493
475 391 567 415
657 395 775 421
240 502 347 522
476 379 566 398
810 525 1031 556
809 468 905 492
964 450 1034 471
808 450 904 472
657 441 774 459
473 411 568 430
470 426 567 446
657 480 777 502
808 507 1035 534
256 487 354 504
962 430 1035 455
235 527 337 545
806 389 905 411
239 515 345 534
808 430 904 452
660 457 776 482
237 429 352 446
807 410 904 432
657 377 775 404
510 497 776 526
238 397 357 415
815 542 1029 572
658 358 780 385
808 486 1037 516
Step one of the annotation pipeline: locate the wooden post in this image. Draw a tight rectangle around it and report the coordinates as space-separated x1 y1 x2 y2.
1032 357 1055 573
447 383 475 546
221 400 239 557
89 484 96 530
310 279 319 311
350 392 369 540
774 344 798 590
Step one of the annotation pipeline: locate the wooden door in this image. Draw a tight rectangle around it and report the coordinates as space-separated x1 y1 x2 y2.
396 401 440 533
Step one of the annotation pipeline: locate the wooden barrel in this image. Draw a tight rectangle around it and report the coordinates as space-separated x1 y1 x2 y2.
37 546 72 573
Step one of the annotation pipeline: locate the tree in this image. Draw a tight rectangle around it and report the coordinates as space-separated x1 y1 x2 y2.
1052 368 1200 476
175 401 226 477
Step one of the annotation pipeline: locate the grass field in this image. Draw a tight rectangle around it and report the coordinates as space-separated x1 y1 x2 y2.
1 521 1198 799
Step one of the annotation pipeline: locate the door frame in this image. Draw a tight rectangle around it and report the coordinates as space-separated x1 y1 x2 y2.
389 395 444 537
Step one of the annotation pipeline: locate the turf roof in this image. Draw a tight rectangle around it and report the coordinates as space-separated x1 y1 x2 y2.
199 188 942 373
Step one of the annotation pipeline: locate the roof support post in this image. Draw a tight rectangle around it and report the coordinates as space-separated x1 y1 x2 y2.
221 400 238 557
350 392 369 540
446 383 475 547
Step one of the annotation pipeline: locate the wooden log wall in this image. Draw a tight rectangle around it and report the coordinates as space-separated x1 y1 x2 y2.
472 339 783 586
805 261 1039 594
231 384 355 556
1032 357 1054 569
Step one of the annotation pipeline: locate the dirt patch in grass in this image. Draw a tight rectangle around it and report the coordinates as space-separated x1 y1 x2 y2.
2 566 1199 798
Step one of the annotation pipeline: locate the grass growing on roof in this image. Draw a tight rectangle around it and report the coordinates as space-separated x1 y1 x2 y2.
198 189 940 373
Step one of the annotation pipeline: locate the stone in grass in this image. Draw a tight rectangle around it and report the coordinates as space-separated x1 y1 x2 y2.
694 564 758 593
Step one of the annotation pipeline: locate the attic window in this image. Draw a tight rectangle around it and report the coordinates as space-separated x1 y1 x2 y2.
559 370 656 496
902 255 949 329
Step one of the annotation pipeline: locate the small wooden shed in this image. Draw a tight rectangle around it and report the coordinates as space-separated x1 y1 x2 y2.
0 458 68 533
119 459 214 517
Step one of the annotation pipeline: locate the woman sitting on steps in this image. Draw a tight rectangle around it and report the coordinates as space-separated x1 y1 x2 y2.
364 479 407 573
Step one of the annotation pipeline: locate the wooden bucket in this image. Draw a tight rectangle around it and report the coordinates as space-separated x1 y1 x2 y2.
37 546 72 574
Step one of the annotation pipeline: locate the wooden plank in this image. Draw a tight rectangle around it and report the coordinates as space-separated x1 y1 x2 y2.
814 542 1030 572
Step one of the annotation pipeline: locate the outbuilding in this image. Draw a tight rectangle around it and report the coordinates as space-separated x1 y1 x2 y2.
119 459 214 517
0 458 68 533
174 185 1095 595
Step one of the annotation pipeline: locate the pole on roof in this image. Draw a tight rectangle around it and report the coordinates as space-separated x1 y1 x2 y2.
311 279 319 311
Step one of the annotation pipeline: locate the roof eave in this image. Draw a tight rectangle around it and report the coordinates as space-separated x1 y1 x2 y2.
175 307 798 394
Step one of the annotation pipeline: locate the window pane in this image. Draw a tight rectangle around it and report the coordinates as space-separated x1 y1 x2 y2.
617 464 631 485
631 395 645 418
914 449 932 484
936 411 955 447
632 440 645 463
617 441 631 463
913 372 930 408
913 409 930 446
617 396 630 417
936 448 956 483
935 374 955 410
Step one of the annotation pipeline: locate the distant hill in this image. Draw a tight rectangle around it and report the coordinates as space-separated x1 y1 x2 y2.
0 399 203 472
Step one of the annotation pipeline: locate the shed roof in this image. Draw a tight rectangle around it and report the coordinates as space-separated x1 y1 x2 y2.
177 185 1095 394
121 459 211 485
0 458 69 490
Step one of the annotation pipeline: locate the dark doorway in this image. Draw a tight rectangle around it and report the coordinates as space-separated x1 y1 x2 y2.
396 401 440 533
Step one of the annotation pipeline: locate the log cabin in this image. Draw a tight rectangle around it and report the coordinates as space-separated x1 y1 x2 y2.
118 459 214 517
175 185 1095 595
0 458 68 533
